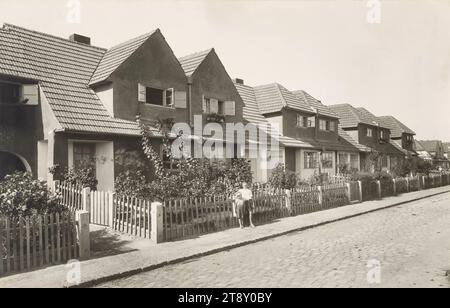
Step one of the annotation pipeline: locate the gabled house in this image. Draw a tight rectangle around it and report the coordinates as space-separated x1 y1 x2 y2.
235 82 361 181
414 140 433 162
378 115 416 155
234 80 313 182
329 104 405 172
416 140 450 169
177 49 245 160
444 142 450 160
0 24 189 190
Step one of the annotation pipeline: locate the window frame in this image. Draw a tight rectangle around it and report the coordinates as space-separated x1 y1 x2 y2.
321 152 334 169
296 114 305 127
73 142 97 174
367 128 373 137
304 152 318 169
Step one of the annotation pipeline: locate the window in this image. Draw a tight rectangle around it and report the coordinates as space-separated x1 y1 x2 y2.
319 119 327 131
138 84 174 107
202 97 235 116
322 152 333 169
367 128 373 137
307 117 316 128
350 154 359 170
73 143 96 173
203 97 211 113
329 121 336 132
339 153 349 167
0 82 21 103
304 152 318 169
296 114 305 127
381 155 389 168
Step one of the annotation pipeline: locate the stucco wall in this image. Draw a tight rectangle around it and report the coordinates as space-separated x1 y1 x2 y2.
105 32 187 123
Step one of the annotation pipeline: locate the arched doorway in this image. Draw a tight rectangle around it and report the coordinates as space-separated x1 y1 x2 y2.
0 151 31 179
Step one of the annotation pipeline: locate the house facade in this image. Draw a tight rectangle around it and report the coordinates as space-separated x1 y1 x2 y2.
235 82 361 182
0 24 194 190
416 140 450 169
378 115 416 156
329 104 405 172
177 49 245 161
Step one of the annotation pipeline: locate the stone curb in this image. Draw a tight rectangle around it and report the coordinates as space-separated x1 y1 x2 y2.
70 189 450 288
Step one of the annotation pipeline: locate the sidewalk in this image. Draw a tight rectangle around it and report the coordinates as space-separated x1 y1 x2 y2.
1 186 449 288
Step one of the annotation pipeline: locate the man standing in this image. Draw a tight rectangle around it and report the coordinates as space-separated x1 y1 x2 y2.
235 182 255 228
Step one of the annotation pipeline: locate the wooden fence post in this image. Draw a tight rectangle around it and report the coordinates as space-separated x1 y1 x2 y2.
151 202 164 244
76 211 90 260
376 180 381 200
82 187 91 213
51 180 60 193
392 179 397 195
345 183 351 203
285 189 292 214
317 186 323 206
108 192 115 228
357 181 363 202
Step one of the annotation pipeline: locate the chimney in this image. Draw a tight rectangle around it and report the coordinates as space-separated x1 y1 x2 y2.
234 78 244 85
69 34 91 45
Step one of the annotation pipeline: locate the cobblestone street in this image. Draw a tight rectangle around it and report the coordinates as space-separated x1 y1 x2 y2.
96 193 450 288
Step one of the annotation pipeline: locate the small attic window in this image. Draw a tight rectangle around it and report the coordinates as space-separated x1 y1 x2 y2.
0 82 21 103
0 82 39 105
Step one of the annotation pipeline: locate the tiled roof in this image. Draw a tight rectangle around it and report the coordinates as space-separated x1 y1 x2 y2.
328 104 380 128
253 83 315 114
338 127 371 152
378 116 415 138
292 90 339 119
443 142 450 153
391 140 408 155
354 107 390 130
417 140 440 152
234 83 268 126
89 31 156 85
178 49 212 77
414 140 425 151
234 82 313 149
0 23 156 136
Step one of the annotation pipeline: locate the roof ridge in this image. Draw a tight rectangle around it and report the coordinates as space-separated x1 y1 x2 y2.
274 83 288 108
106 30 157 51
178 48 213 60
3 23 107 52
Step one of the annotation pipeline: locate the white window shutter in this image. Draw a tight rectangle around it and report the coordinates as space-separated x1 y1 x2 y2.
210 98 219 114
174 91 187 108
138 83 146 102
224 100 235 116
202 95 207 113
22 84 39 105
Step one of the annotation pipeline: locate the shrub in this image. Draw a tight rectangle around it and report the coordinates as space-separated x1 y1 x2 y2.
0 172 65 217
115 158 254 201
49 165 98 190
268 164 298 189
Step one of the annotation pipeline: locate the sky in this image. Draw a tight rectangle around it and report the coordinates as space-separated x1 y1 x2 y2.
1 0 449 141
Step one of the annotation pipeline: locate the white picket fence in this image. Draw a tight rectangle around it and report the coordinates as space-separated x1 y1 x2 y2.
56 182 152 239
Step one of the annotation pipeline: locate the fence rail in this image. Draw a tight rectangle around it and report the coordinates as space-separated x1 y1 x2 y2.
0 212 79 277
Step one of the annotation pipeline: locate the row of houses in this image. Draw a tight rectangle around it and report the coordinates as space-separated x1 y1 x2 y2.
0 24 449 189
